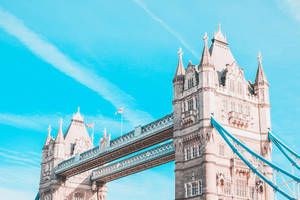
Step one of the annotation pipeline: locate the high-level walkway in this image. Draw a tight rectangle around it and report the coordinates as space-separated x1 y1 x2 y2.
91 141 175 182
55 113 174 177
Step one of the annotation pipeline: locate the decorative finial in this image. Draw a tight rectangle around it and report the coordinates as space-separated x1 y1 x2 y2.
59 118 63 128
48 124 51 135
77 107 80 113
103 128 107 138
218 24 221 32
177 47 183 57
257 51 262 63
203 32 208 43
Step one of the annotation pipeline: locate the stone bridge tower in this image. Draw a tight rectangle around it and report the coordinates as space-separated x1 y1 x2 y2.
173 25 272 200
39 109 107 200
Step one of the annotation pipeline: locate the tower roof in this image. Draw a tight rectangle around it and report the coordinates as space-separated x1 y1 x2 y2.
55 119 64 144
63 108 93 155
209 24 236 71
199 32 212 68
255 52 268 85
174 48 185 77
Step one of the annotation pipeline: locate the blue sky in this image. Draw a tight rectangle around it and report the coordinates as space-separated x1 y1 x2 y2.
0 0 299 199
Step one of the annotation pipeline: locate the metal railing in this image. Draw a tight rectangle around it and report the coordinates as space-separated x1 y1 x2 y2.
55 113 174 174
91 141 174 181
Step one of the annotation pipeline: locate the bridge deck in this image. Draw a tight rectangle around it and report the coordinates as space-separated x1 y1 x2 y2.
55 114 174 177
91 141 175 182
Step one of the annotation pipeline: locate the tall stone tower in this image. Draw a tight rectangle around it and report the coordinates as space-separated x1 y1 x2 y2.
39 109 108 200
173 25 272 200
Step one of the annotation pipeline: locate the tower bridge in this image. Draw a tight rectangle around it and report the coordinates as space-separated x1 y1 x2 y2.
37 25 299 200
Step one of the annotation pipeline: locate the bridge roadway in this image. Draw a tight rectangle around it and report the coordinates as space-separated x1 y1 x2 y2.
55 113 174 177
91 141 175 182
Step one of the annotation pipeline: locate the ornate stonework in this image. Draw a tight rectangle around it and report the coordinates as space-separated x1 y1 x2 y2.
173 24 272 199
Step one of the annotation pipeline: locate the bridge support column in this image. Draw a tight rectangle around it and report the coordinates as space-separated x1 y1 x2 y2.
97 182 107 200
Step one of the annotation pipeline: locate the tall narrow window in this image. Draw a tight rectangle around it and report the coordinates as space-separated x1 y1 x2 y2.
199 180 203 195
192 146 198 158
188 78 194 89
235 179 247 197
192 182 199 196
219 144 225 156
229 80 235 92
186 184 191 197
186 148 191 160
231 102 236 112
238 104 242 113
224 182 231 195
188 99 194 111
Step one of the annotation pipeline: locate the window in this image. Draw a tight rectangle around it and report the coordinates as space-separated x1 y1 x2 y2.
199 180 202 195
229 80 235 92
250 186 256 199
185 180 202 198
188 78 194 89
231 102 236 112
238 104 242 113
186 148 191 160
238 82 243 95
188 99 194 111
192 146 198 158
235 179 247 197
222 100 228 111
187 184 191 197
219 144 225 156
224 182 231 195
192 182 199 196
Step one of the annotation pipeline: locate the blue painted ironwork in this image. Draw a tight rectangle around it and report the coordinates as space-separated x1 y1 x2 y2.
55 113 174 174
91 141 174 181
268 131 300 171
211 116 299 200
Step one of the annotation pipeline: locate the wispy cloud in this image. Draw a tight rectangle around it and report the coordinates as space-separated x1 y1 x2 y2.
132 0 200 59
0 147 40 166
0 112 131 137
0 7 153 126
277 0 300 23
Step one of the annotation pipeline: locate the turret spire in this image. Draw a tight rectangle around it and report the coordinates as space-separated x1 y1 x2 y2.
174 47 185 77
199 32 212 68
43 124 52 148
255 52 268 85
55 119 64 143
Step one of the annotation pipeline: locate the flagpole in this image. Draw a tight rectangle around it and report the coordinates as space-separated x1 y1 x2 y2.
91 122 95 145
121 112 123 136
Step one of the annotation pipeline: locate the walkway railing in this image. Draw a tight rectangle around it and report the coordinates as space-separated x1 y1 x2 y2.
55 113 174 174
91 141 174 181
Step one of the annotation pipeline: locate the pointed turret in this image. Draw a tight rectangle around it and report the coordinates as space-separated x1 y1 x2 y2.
43 125 52 148
255 52 268 85
173 48 185 81
173 48 186 100
55 119 64 144
199 32 212 68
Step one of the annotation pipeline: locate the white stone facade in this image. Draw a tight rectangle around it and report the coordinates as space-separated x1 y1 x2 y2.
39 24 273 200
39 109 107 200
172 25 272 200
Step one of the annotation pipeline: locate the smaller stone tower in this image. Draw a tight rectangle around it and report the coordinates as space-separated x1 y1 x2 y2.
39 109 107 200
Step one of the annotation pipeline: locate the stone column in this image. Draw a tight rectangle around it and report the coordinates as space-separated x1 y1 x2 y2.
97 182 107 200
